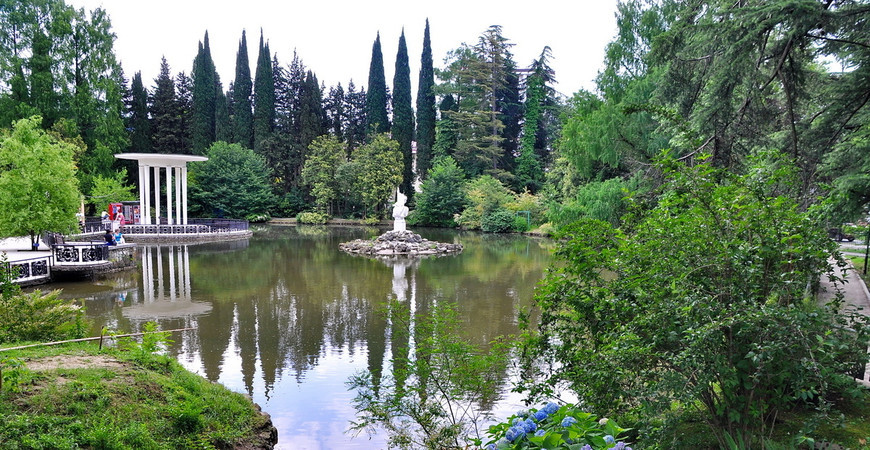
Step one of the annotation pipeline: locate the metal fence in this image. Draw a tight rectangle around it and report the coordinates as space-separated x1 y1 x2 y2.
52 242 110 265
122 218 248 235
3 256 51 283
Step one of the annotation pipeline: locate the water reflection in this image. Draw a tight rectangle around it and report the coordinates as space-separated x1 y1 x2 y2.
58 226 552 449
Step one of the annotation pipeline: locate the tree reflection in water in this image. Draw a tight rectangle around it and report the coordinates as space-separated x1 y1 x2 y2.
64 225 551 449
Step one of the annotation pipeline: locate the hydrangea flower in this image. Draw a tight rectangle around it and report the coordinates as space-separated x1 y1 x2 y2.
561 416 578 427
608 443 631 450
534 429 546 437
485 444 496 450
581 445 593 450
512 417 523 426
604 435 615 444
542 402 560 415
505 426 526 442
533 410 548 421
516 409 529 418
521 418 537 433
599 417 609 426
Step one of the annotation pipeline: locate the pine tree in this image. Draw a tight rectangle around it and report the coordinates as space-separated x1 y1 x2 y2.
415 19 437 180
366 33 390 135
233 30 254 149
128 71 151 153
252 31 274 154
191 31 217 154
150 57 183 154
392 30 415 201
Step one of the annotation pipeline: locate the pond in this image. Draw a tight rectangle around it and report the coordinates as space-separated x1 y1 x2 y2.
52 225 554 449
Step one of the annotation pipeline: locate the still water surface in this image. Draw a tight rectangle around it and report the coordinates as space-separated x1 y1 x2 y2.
54 225 553 449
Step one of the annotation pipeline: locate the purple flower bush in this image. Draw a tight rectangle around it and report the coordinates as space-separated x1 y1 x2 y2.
481 403 635 449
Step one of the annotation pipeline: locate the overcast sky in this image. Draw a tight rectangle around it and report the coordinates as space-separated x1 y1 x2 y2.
67 0 620 99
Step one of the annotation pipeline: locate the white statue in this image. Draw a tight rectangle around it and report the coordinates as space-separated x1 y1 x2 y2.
392 188 409 232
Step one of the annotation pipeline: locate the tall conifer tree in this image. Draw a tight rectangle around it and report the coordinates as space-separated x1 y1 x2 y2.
150 57 183 154
366 33 390 135
392 30 415 200
128 71 151 153
233 30 253 149
174 71 193 154
191 31 217 154
415 19 436 180
253 31 274 154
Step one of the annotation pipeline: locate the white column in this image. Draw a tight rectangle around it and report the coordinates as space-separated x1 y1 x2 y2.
142 166 151 225
175 167 182 226
182 166 189 225
137 164 146 225
183 245 191 298
154 166 161 225
166 166 173 225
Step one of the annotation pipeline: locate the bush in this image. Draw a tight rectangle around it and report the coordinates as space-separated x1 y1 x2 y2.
0 276 86 344
523 157 870 446
296 211 329 224
483 403 634 449
457 176 514 230
512 215 531 233
481 209 517 233
412 156 467 227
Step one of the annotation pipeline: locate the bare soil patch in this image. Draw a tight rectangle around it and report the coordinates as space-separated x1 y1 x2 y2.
26 354 129 372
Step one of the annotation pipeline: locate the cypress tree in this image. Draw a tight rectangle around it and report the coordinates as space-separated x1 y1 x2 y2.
392 30 415 200
366 33 390 135
415 19 436 180
252 31 274 154
191 31 217 154
215 77 232 143
128 71 151 153
151 57 183 154
233 30 254 149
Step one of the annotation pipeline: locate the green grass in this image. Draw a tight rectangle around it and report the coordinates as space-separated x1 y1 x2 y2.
0 343 272 449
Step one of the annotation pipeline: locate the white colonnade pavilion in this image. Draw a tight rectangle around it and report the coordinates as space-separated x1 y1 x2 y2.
114 153 208 225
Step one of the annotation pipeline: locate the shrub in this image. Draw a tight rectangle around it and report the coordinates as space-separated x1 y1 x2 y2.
481 209 516 233
523 157 870 446
483 403 634 449
296 211 329 224
0 278 86 344
512 215 531 233
457 176 514 230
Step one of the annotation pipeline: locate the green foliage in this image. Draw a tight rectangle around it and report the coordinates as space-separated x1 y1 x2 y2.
409 156 467 227
301 135 346 214
523 157 870 446
393 31 416 203
456 175 514 230
0 279 86 344
0 343 271 448
415 20 437 179
0 116 81 245
296 211 329 224
547 177 637 229
481 209 516 233
504 190 546 227
351 133 403 217
348 300 513 449
87 168 136 212
483 403 632 449
366 34 390 135
189 141 276 219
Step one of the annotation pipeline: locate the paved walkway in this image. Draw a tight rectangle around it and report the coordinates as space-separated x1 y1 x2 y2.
0 237 51 262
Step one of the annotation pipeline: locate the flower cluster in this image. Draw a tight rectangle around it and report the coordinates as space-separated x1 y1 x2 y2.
482 403 634 449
